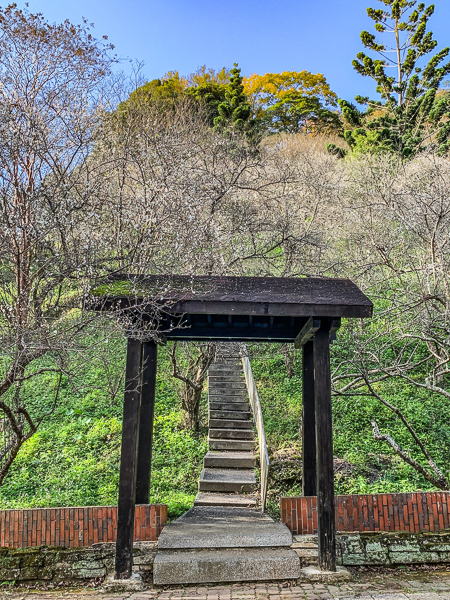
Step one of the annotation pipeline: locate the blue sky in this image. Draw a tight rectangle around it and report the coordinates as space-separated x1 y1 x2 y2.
25 0 450 101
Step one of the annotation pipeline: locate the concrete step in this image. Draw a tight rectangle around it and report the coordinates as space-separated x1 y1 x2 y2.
291 534 319 564
210 381 247 390
209 401 250 412
209 410 252 420
208 375 244 382
209 419 253 430
199 468 256 492
209 395 249 403
209 364 242 372
209 438 254 451
157 507 293 550
208 385 248 398
209 428 254 440
203 451 256 469
153 547 300 585
194 493 257 508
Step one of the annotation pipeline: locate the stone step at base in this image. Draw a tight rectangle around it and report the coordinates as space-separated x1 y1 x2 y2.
157 507 293 550
209 410 252 421
209 401 250 412
203 450 256 469
199 467 256 493
194 492 257 508
153 547 300 585
209 419 253 430
291 534 319 564
209 428 255 440
209 438 255 451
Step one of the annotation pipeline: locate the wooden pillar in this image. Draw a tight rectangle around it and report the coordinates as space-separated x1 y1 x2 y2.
314 322 336 572
136 341 158 505
115 338 142 579
302 340 317 497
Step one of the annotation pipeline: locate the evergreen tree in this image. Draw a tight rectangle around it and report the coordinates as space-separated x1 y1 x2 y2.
328 1 450 158
214 63 258 141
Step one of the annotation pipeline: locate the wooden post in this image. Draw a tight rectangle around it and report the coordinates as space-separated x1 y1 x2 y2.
314 322 336 572
302 340 317 497
115 338 142 579
136 341 158 505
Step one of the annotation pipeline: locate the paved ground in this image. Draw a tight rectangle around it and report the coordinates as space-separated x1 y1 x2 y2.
3 570 450 600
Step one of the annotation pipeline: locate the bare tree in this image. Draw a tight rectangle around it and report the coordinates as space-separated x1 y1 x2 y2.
331 152 450 489
0 6 122 483
168 342 216 430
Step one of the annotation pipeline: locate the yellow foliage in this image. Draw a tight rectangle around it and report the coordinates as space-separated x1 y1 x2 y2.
243 71 338 114
187 65 231 87
161 70 189 92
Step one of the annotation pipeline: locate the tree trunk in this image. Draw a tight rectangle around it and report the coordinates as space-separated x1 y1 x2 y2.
183 386 202 431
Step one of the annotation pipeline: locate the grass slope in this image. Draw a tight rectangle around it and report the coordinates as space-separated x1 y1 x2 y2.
0 336 208 520
0 339 448 521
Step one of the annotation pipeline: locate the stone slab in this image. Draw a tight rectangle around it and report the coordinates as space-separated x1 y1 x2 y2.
210 381 247 390
209 439 254 451
209 410 252 420
199 468 256 492
153 547 300 585
209 428 254 440
102 572 144 592
194 492 257 507
203 451 256 469
157 506 293 549
209 402 250 412
209 419 253 430
208 375 244 382
209 389 248 397
299 565 352 583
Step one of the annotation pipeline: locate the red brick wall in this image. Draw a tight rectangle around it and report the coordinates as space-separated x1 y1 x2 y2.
281 492 450 536
0 504 167 549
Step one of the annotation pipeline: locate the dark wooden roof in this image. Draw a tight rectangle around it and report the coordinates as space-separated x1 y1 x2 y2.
92 274 373 319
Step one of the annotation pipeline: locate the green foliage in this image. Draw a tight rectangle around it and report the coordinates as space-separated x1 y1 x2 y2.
260 93 342 135
328 1 450 158
118 73 187 116
214 64 259 142
185 82 227 126
248 339 450 504
243 71 340 135
0 336 207 520
2 328 448 520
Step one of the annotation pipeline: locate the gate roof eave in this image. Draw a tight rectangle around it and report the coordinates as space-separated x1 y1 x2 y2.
89 275 372 342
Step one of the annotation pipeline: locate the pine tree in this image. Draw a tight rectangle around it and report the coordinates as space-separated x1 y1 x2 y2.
214 63 258 141
328 1 450 158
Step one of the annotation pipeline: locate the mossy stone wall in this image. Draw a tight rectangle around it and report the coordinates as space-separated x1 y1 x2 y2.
337 530 450 566
0 541 156 584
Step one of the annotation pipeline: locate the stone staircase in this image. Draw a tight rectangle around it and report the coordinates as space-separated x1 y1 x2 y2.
195 356 257 508
153 349 300 585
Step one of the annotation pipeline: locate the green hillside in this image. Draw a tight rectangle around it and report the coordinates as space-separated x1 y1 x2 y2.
1 334 448 521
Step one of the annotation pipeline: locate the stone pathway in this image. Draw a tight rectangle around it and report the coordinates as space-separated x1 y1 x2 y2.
4 571 450 600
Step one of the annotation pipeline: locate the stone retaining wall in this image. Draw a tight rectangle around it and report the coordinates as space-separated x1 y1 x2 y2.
292 530 450 567
0 541 157 584
2 530 450 584
336 530 450 566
